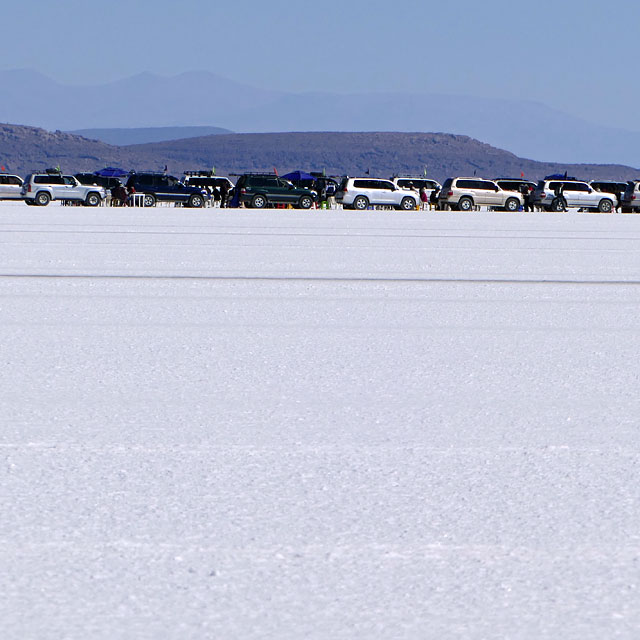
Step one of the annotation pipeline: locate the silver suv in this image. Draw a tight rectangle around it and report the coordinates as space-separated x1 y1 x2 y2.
336 177 419 210
22 172 106 206
0 173 24 200
438 177 523 211
532 179 615 212
621 181 640 213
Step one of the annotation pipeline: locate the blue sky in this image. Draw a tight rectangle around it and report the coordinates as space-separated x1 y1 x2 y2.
2 0 637 131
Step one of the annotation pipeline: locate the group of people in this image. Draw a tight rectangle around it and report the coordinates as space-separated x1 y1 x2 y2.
404 182 441 210
109 182 135 206
204 182 230 208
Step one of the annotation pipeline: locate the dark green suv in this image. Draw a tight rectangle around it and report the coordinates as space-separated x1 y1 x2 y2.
234 174 317 209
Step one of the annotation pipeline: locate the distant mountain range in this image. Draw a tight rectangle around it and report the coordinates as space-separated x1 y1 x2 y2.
0 69 639 166
1 124 638 183
67 126 233 146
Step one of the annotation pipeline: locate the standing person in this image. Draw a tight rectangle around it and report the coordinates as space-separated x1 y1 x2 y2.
429 187 440 210
419 186 429 210
553 182 567 211
616 187 623 213
126 182 136 207
220 181 229 208
319 182 328 209
117 183 129 207
521 183 532 212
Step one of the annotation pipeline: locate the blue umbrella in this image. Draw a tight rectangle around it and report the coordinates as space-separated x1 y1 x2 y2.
281 170 315 182
95 167 129 178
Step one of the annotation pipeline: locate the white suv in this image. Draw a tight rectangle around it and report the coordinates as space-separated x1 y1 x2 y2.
336 177 419 210
22 172 106 206
0 173 24 200
532 179 615 212
438 177 523 211
392 177 441 197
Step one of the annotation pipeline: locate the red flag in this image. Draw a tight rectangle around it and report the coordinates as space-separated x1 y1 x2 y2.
1 166 5 172
273 167 278 176
520 171 524 178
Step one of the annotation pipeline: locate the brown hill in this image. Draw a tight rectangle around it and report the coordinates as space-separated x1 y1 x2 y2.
1 124 638 182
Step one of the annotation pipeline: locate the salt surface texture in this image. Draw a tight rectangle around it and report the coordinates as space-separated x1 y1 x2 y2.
1 203 639 639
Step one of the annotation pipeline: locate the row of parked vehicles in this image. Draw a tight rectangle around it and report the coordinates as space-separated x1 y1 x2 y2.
1 169 640 213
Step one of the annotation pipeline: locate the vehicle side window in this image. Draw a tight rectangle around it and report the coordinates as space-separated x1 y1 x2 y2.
353 180 369 189
0 176 6 184
457 180 475 189
382 181 395 190
476 181 493 190
397 180 410 188
63 176 75 185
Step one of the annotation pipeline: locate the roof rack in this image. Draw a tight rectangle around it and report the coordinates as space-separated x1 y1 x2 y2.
184 170 218 177
229 171 279 177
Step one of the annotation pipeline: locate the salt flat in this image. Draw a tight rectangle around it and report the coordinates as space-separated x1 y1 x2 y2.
1 202 639 639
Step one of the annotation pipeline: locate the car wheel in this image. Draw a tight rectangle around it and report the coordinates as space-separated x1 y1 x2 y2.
353 196 369 210
188 194 204 208
400 196 416 210
251 194 267 209
550 198 565 212
143 194 156 207
85 192 101 207
298 195 313 209
598 199 613 213
458 197 473 211
36 192 51 206
505 197 519 212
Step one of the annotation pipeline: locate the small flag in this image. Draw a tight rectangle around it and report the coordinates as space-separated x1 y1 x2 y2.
322 168 326 177
520 171 524 178
273 167 278 176
1 166 5 172
163 164 168 173
365 168 370 175
212 167 216 176
473 169 477 176
423 166 427 177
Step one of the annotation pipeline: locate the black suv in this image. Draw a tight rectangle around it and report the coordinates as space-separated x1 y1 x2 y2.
233 174 317 209
125 172 210 207
75 173 123 190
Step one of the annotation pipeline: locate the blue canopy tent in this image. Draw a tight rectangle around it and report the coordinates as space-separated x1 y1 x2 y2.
95 167 129 178
281 170 315 182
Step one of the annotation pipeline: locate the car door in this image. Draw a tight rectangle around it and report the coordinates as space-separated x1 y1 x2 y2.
580 182 601 208
45 175 66 199
62 176 84 200
378 180 398 205
562 182 583 208
276 178 296 204
473 180 492 206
